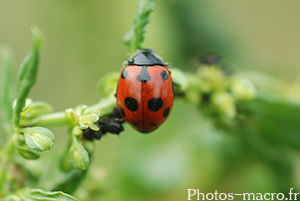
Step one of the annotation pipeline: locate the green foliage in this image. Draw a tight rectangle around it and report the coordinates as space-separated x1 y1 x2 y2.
124 0 156 50
13 26 42 127
171 68 188 92
4 188 79 201
52 169 88 195
97 72 119 98
0 47 14 143
14 136 40 160
239 98 300 150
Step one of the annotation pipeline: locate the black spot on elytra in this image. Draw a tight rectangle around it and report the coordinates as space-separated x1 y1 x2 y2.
150 122 157 127
125 97 138 111
163 107 170 118
131 122 137 126
137 66 151 83
148 98 163 111
161 70 168 81
119 106 125 117
121 69 128 79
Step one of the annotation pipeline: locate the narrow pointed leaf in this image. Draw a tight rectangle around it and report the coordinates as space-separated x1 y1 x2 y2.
123 0 156 50
13 26 43 127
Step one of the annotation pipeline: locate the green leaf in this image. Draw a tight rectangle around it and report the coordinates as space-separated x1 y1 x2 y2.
13 26 43 127
171 68 188 93
14 134 40 160
4 187 80 201
123 0 156 50
239 98 300 150
0 47 15 141
52 169 88 195
23 127 55 152
68 136 89 170
97 72 119 97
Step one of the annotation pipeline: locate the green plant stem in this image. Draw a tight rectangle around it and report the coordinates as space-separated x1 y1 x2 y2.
51 169 88 194
19 96 117 128
20 111 70 127
2 136 15 163
85 96 116 115
0 137 15 191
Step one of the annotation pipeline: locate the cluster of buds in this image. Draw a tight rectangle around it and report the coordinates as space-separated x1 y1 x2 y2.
177 54 256 127
13 99 55 159
64 105 101 170
13 99 101 171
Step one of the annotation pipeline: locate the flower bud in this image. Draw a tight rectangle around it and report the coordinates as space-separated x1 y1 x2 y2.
22 127 55 152
231 78 256 100
212 91 236 119
197 66 226 93
72 126 83 136
65 108 75 121
68 137 89 170
185 90 201 104
77 108 100 132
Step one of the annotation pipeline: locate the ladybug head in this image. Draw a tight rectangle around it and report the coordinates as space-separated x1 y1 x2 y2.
124 49 168 67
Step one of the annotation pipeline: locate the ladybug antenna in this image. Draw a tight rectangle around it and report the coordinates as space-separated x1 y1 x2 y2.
155 50 165 55
126 52 133 57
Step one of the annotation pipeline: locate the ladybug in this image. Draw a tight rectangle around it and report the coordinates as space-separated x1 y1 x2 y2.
116 49 174 133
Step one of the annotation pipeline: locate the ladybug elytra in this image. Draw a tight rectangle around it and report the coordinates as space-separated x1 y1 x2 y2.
116 49 174 133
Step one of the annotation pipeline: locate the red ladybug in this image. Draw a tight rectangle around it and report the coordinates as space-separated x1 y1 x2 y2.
116 49 174 133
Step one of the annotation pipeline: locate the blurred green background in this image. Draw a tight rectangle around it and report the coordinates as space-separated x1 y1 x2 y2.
1 0 300 200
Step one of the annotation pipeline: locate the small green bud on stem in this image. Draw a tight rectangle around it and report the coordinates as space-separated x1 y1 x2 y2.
68 136 89 170
22 127 55 152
